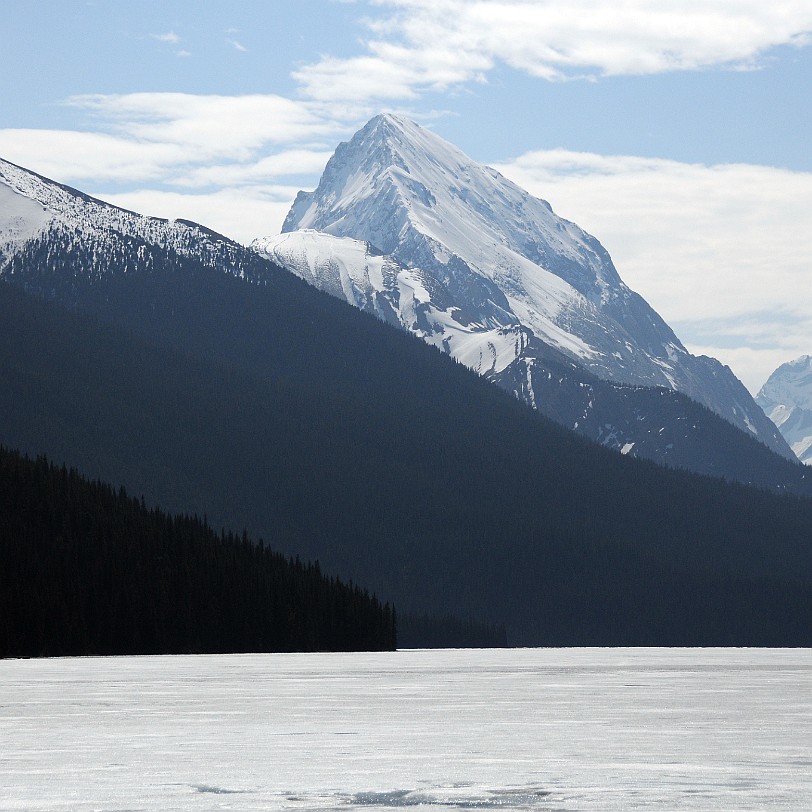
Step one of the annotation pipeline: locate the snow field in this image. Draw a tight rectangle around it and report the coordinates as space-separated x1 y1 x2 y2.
1 648 810 811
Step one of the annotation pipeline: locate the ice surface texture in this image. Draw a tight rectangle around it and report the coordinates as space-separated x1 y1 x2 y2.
2 648 810 811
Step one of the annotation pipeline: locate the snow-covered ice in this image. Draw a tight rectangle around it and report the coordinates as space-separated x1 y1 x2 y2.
1 648 810 811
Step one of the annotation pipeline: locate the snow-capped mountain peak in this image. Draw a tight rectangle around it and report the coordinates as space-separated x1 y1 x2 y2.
758 355 812 412
285 113 622 333
283 114 698 380
757 355 812 464
273 115 792 459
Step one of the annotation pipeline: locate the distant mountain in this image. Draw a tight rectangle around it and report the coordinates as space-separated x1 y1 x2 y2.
268 114 792 463
2 154 812 646
757 356 812 464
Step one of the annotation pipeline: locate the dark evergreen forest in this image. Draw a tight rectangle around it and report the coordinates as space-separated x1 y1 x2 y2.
2 230 812 646
0 446 396 658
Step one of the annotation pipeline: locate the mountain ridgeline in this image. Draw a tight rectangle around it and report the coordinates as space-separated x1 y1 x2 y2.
1 154 811 646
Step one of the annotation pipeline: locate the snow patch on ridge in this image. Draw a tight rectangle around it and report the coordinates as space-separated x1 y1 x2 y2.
0 182 52 257
253 229 525 375
0 157 247 275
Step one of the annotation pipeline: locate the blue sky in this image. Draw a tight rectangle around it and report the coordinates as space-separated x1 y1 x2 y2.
2 0 811 391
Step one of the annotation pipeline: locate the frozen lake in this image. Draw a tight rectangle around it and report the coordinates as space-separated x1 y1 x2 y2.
1 648 810 811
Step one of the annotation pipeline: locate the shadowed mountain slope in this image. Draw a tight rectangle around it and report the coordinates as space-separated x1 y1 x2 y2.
1 156 811 645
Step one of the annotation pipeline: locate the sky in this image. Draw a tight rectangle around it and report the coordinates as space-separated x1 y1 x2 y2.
2 0 811 393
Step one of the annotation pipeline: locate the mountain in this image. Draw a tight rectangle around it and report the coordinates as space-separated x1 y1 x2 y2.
253 229 804 484
3 277 812 647
0 157 801 490
2 155 812 645
269 114 792 463
757 356 812 464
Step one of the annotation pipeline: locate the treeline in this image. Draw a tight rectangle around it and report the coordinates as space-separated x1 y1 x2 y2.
0 447 396 658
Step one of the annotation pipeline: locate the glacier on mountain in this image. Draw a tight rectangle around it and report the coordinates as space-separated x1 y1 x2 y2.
258 114 792 460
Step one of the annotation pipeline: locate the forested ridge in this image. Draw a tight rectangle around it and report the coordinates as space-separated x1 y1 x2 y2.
0 447 396 658
2 234 812 645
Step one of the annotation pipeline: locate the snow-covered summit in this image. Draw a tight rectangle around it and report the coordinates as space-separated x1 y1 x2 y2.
758 355 812 412
756 356 812 464
285 114 623 354
276 115 791 457
289 114 618 290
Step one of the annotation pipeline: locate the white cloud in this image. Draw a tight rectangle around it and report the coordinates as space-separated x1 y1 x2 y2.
178 151 333 189
294 41 491 103
66 93 335 162
0 125 330 190
297 0 812 103
492 150 812 391
0 128 186 183
0 93 349 249
0 94 344 183
151 31 181 45
227 38 248 53
93 188 293 246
